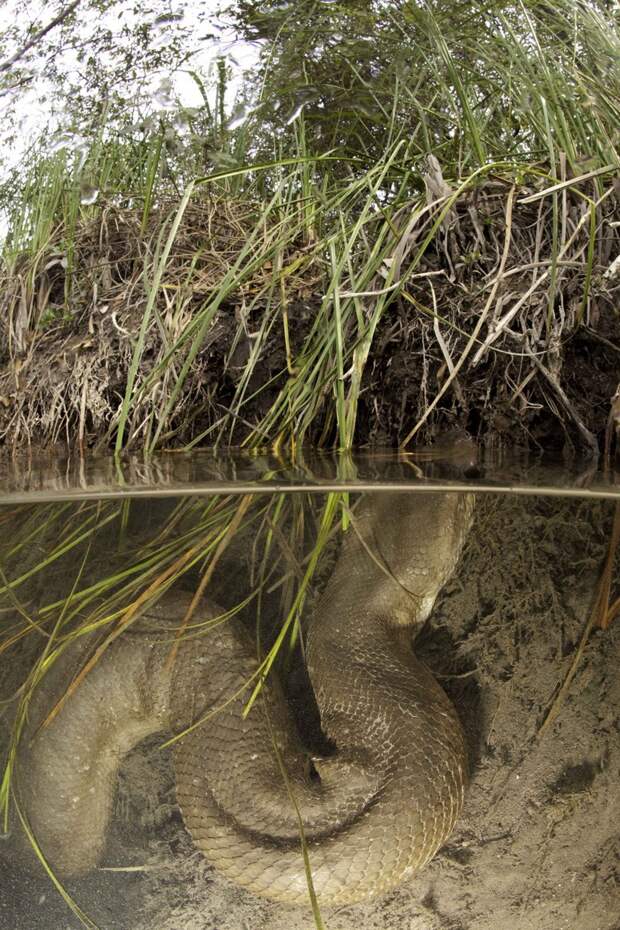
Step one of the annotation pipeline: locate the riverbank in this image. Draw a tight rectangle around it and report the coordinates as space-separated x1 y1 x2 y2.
1 171 618 459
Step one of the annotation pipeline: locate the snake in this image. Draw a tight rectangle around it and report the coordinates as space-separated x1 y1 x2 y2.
14 491 474 905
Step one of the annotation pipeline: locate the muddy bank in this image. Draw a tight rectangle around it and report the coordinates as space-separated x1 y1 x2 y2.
1 178 618 457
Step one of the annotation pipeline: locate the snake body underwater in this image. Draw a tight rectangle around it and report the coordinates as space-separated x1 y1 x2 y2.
15 492 474 905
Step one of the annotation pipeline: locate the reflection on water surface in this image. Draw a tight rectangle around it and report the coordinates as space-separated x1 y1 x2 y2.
1 447 619 502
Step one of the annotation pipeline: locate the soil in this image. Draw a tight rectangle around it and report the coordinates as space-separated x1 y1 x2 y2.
1 491 619 930
1 180 618 458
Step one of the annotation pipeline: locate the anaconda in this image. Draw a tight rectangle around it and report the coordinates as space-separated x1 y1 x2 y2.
15 492 474 904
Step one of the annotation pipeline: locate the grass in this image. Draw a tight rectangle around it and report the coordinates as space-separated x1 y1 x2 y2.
1 152 617 455
0 491 343 927
0 2 617 454
0 0 619 924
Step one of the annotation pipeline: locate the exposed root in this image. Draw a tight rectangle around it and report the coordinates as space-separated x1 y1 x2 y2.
1 174 618 453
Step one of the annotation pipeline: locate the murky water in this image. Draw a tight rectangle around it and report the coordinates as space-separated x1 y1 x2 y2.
0 462 618 930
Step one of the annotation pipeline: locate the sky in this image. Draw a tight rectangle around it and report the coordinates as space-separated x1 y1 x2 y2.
0 0 262 177
0 0 266 241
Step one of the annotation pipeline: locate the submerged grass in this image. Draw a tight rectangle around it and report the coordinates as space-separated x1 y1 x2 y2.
0 491 341 926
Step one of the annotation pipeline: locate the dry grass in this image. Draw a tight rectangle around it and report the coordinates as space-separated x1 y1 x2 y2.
0 166 618 456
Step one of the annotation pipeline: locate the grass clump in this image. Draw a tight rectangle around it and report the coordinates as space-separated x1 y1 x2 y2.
0 0 618 457
0 155 617 455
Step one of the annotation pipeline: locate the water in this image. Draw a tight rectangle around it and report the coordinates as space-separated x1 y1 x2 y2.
1 446 619 503
0 454 618 930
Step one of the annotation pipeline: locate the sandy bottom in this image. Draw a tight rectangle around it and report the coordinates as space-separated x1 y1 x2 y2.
1 493 619 930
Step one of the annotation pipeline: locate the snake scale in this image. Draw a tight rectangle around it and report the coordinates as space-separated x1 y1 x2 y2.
15 492 474 904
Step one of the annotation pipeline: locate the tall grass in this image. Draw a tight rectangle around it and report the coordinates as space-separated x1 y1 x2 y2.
0 1 617 453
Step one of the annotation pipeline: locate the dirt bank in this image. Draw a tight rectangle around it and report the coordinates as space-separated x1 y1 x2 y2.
1 177 618 457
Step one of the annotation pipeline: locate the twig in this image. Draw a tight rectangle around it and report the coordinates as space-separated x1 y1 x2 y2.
0 0 82 74
471 187 615 365
518 164 618 204
538 501 620 737
400 185 516 448
528 353 598 455
599 501 620 631
338 269 445 298
585 328 620 356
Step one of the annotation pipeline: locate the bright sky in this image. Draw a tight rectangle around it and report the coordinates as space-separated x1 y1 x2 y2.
0 0 262 175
